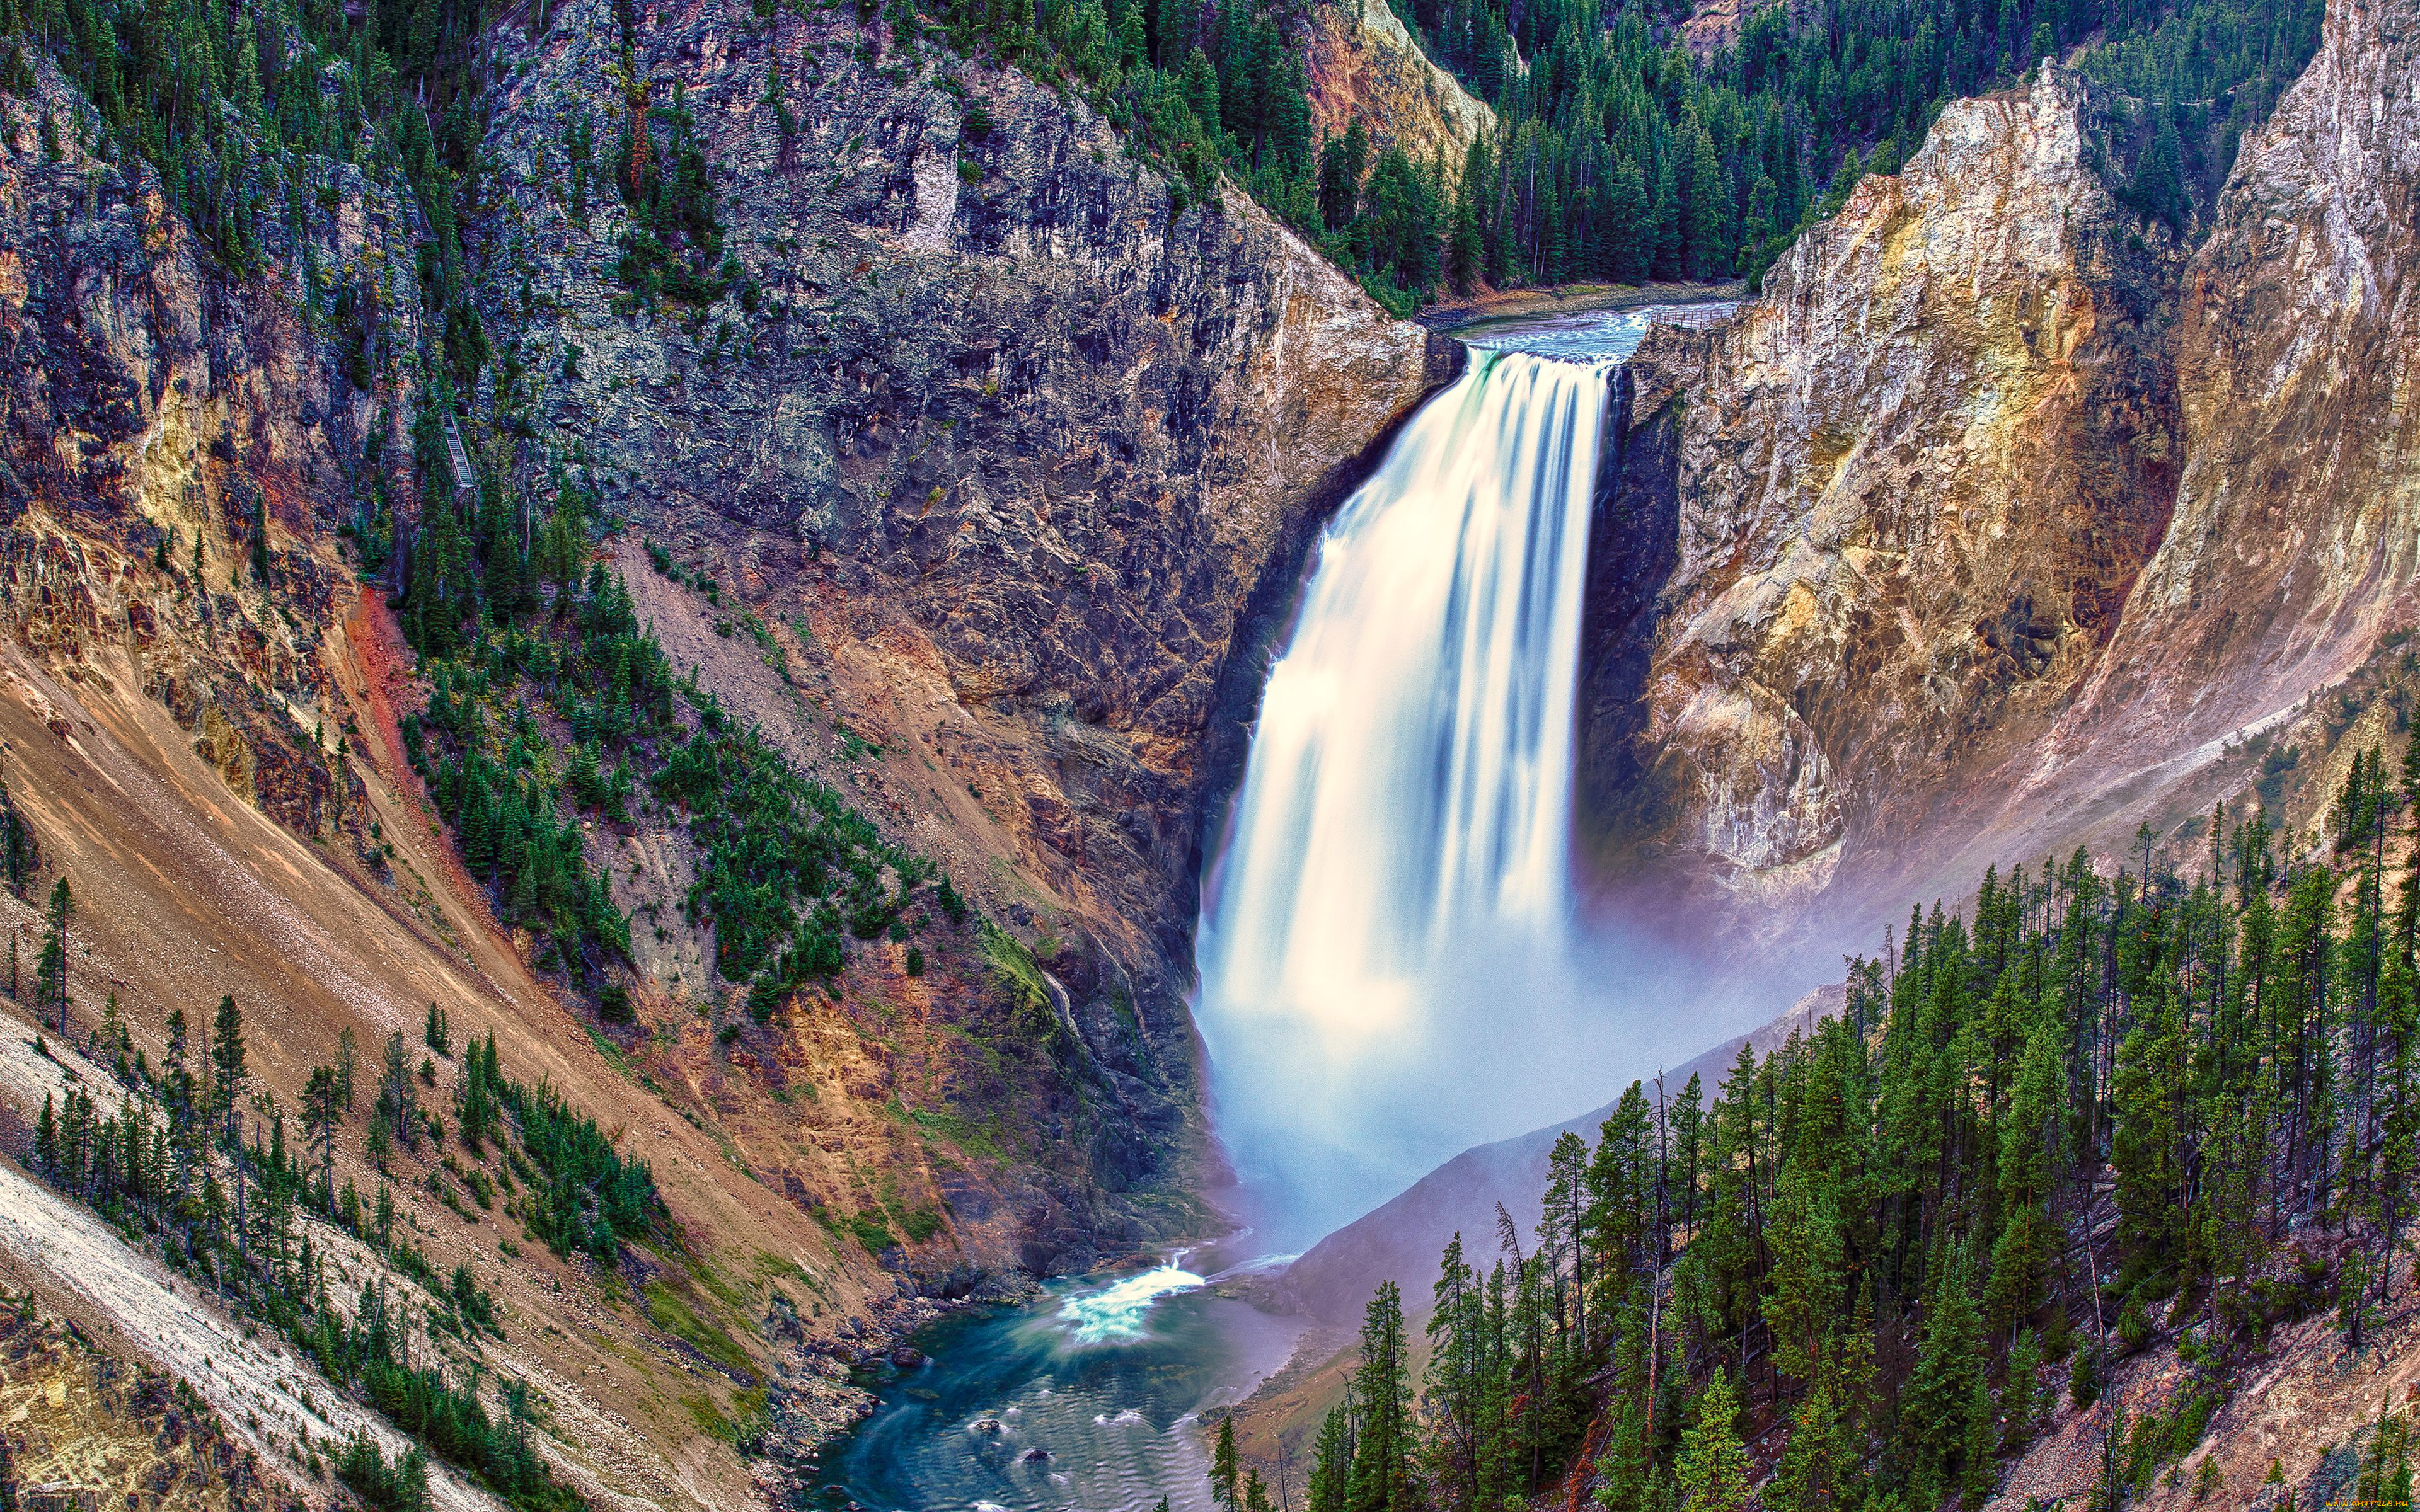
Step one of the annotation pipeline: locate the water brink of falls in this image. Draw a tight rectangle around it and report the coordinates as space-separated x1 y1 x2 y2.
1197 318 1654 1240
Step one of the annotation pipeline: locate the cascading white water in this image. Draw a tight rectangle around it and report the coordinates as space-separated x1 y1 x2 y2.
1196 312 1665 1240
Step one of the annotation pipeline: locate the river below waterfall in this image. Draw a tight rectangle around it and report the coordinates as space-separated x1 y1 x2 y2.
830 1251 1306 1512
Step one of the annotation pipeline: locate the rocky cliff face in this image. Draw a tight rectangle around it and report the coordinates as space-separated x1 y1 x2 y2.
0 66 413 854
0 0 1459 1499
1299 0 1493 166
2017 0 2420 832
472 0 1451 1215
1587 0 2420 966
0 59 875 1512
1582 68 2182 934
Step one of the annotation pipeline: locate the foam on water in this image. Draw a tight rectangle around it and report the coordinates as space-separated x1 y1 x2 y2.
1051 1265 1207 1347
834 1258 1305 1511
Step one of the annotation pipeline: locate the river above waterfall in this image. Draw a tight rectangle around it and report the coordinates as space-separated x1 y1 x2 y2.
830 1252 1307 1512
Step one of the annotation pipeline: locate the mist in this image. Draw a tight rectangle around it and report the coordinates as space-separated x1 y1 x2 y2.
1197 910 1791 1251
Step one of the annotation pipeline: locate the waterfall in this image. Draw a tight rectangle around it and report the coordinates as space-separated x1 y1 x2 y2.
1196 314 1662 1240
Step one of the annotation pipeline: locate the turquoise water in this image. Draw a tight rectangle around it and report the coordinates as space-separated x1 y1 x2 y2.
831 1257 1306 1512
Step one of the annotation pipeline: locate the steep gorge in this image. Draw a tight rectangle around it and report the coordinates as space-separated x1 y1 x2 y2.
1582 64 2184 946
1582 1 2419 982
0 0 2412 1496
0 0 1458 1504
1275 0 2420 1421
2017 0 2420 859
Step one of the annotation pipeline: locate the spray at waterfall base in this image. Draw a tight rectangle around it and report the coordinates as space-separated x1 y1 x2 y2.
1194 312 1729 1242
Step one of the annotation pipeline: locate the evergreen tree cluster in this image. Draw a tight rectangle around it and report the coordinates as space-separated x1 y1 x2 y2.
653 682 937 1006
1311 748 2420 1512
485 1051 663 1261
393 372 962 1026
338 1431 437 1512
1417 0 2321 294
926 0 2321 309
2074 0 2320 238
398 495 654 977
914 0 1460 304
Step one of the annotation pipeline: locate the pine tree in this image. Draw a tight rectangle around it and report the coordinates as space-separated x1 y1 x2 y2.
1448 135 1485 291
302 1064 344 1211
1424 1232 1488 1506
209 994 247 1145
458 1032 500 1152
1 778 35 894
1213 1414 1242 1510
1540 1130 1590 1358
1601 155 1649 284
1763 1160 1843 1389
1901 1241 1986 1502
34 876 69 1034
1960 1369 1999 1505
1594 1392 1656 1512
376 1028 417 1152
1244 1470 1274 1512
1317 117 1367 232
2131 118 2187 232
1648 151 1682 280
1681 123 1731 280
2002 1328 2043 1453
2340 1247 2371 1348
1308 1389 1354 1512
1766 1376 1846 1512
1674 1370 1750 1512
33 1091 55 1176
1349 1280 1413 1512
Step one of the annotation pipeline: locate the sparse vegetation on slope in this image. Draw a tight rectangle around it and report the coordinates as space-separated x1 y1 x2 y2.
397 463 964 1031
0 1297 309 1511
20 978 673 1509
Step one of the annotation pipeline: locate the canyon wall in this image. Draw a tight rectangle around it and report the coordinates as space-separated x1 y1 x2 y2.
1587 21 2416 958
474 0 1454 1219
0 59 889 1511
1300 0 1494 168
0 64 407 852
2007 0 2420 847
1311 0 2420 1368
0 0 1459 1499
